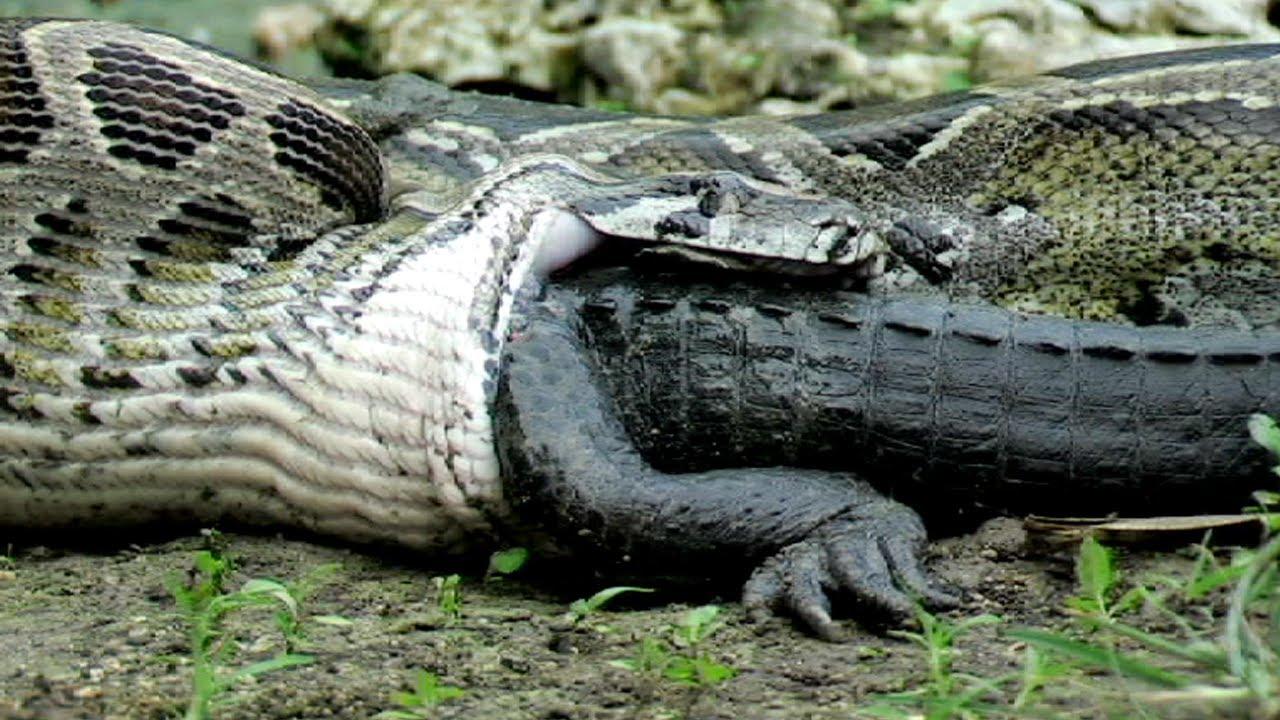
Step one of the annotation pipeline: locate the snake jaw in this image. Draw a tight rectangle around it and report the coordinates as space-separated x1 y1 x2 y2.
677 174 886 271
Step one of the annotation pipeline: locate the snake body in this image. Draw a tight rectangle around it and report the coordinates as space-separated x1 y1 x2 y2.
347 45 1280 324
0 19 874 549
0 19 1278 553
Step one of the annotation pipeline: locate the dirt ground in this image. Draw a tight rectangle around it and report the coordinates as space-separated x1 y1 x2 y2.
0 518 1235 720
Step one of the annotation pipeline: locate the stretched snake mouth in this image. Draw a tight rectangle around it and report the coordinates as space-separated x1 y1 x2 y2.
548 235 889 289
531 208 887 282
529 210 605 277
631 242 884 277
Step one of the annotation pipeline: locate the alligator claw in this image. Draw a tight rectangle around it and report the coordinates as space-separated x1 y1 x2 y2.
742 502 960 641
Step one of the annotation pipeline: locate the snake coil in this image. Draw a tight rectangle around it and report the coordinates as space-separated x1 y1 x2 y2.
0 19 385 262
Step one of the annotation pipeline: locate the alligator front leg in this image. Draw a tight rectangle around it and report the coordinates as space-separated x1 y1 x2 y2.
494 290 957 640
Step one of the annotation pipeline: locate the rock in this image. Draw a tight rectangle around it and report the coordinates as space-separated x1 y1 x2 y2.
253 3 326 61
903 0 1280 80
1077 0 1269 36
582 19 685 108
316 0 1280 114
320 0 580 91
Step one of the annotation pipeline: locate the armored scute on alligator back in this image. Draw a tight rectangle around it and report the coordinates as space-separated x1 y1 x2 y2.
553 268 1280 523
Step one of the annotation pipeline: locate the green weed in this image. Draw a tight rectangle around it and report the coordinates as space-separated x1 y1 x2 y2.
863 608 1012 719
259 562 348 652
567 585 654 626
663 605 737 687
1013 533 1280 715
375 670 465 719
1067 535 1147 622
167 538 327 720
866 413 1280 717
435 573 463 621
611 604 736 691
1014 414 1280 714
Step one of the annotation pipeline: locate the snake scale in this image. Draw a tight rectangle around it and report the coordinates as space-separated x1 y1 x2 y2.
0 18 1277 634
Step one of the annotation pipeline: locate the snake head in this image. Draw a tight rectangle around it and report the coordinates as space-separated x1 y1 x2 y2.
579 170 885 275
681 172 884 270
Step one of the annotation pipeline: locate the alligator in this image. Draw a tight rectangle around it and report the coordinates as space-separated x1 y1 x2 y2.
496 265 1279 636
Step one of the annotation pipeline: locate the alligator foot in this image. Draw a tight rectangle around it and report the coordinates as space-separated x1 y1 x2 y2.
742 503 960 641
496 283 958 640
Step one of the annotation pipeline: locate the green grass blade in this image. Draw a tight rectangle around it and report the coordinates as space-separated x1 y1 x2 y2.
1008 628 1190 688
226 653 314 685
1097 619 1228 671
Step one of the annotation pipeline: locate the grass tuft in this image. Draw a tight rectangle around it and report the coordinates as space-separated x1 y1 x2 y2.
167 532 339 720
375 670 465 719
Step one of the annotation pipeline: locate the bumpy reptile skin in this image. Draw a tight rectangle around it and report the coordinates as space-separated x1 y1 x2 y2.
0 19 869 548
344 47 1280 322
555 269 1279 520
1 19 1278 557
491 268 1276 635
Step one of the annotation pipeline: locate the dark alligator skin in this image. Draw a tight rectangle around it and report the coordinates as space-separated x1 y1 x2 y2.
562 267 1280 521
495 266 1278 637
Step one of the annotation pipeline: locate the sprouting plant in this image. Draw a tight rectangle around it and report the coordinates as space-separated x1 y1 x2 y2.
435 574 463 621
869 415 1280 717
610 605 736 689
375 670 465 719
895 608 1003 701
245 562 348 653
1011 646 1071 712
566 585 654 625
1247 414 1280 527
663 605 736 687
1066 536 1147 624
168 542 317 720
1010 533 1280 716
863 605 1008 719
867 606 1080 720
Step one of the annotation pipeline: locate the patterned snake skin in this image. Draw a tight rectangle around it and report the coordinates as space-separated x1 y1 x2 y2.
346 44 1280 323
0 19 1277 551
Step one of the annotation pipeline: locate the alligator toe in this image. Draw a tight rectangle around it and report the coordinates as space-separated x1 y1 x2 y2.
743 500 958 641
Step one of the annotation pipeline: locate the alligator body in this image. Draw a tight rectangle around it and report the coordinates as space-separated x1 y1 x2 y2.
495 266 1278 634
569 268 1280 519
